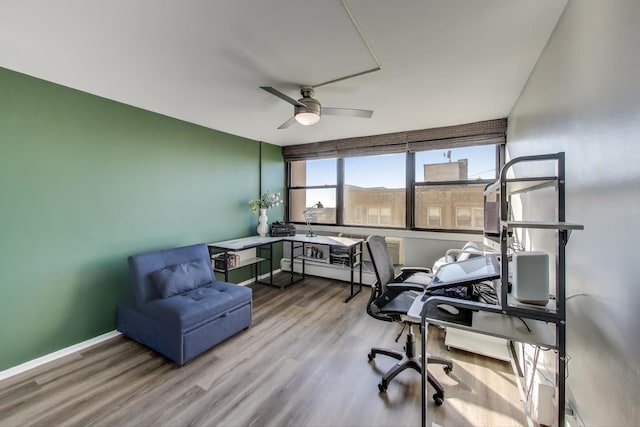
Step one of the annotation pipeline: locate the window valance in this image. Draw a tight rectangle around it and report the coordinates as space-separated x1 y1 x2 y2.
281 118 507 161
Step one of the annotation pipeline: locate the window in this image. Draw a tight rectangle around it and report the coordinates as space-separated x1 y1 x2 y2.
353 206 366 222
288 159 337 224
413 145 498 231
380 208 392 225
456 207 472 228
367 207 379 224
472 207 484 228
427 207 442 227
283 119 505 232
343 153 406 228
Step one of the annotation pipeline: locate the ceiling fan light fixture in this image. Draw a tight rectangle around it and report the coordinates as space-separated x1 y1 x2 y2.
295 111 320 126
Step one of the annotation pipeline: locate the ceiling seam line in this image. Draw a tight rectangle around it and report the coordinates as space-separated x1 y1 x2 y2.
314 0 382 88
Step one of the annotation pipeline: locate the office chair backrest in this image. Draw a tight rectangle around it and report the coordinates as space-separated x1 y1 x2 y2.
366 235 401 322
366 235 396 294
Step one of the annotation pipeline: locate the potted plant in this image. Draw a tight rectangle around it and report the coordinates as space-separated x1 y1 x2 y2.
249 191 282 236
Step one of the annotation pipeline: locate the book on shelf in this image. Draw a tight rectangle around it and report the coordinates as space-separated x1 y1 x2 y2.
330 253 350 266
212 253 240 269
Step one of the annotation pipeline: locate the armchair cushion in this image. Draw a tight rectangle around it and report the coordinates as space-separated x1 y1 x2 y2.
140 280 251 330
150 259 212 298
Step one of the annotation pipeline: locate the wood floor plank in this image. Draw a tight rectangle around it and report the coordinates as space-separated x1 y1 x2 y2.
0 276 527 427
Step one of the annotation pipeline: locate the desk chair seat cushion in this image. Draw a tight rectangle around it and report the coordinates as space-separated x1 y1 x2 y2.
378 290 421 317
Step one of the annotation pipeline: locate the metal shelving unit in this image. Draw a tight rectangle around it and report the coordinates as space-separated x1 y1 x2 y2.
486 152 583 427
417 153 584 427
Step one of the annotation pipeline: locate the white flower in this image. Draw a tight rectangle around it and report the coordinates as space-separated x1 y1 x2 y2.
249 191 283 214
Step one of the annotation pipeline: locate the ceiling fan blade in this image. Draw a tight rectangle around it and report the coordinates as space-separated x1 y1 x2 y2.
277 117 297 130
321 107 374 118
260 86 306 108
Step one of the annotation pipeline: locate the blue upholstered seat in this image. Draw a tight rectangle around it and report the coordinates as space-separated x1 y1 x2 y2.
140 281 251 330
117 243 252 365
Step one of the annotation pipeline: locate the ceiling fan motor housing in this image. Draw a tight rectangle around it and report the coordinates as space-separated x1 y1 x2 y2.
296 86 321 117
295 97 321 117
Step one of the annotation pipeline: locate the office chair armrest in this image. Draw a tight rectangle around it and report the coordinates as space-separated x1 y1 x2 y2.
400 266 432 274
387 282 427 293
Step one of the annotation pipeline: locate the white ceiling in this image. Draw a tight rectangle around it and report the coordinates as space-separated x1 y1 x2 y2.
0 0 566 146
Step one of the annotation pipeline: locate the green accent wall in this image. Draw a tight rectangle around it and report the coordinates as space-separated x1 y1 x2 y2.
0 67 284 371
260 141 285 265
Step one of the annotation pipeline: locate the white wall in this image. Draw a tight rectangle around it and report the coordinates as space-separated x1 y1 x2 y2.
507 1 640 425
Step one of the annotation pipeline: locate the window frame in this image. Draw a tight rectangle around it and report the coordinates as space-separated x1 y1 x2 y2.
411 145 502 233
285 143 503 233
285 160 340 225
341 152 407 229
283 119 506 233
427 206 442 227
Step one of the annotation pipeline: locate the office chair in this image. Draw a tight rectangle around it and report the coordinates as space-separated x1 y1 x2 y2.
365 235 452 405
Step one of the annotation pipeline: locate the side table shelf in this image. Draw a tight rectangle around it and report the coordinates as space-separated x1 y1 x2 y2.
208 237 282 288
212 256 266 273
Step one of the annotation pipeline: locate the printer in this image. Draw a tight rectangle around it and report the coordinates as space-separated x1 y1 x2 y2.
271 221 296 237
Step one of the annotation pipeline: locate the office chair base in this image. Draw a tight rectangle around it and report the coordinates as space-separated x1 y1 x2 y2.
368 347 448 405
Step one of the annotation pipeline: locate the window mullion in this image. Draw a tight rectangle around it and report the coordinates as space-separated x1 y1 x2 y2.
337 158 344 226
407 152 415 229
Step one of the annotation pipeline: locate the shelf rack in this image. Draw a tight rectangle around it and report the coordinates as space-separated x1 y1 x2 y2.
485 152 583 427
417 152 584 427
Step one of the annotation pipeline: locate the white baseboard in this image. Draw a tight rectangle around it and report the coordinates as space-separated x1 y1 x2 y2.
0 269 280 382
0 330 122 382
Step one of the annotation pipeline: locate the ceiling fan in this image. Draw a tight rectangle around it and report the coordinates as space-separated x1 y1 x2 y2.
260 85 374 129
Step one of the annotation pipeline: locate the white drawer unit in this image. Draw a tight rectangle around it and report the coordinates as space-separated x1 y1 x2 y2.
444 327 510 362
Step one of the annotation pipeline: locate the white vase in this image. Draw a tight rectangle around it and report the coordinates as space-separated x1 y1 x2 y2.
257 208 268 237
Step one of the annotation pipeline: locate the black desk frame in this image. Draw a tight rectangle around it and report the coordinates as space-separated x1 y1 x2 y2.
208 235 363 303
290 239 363 303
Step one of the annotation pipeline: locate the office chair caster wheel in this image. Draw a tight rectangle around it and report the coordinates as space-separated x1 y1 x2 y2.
443 366 452 374
368 352 375 362
378 380 388 393
433 394 444 406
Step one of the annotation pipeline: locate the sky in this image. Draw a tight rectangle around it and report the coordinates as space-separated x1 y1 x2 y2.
303 146 496 207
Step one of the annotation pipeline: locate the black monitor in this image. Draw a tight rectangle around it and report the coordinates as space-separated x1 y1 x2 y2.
431 254 500 288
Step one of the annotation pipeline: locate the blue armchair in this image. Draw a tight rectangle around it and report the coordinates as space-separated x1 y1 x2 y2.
117 243 252 365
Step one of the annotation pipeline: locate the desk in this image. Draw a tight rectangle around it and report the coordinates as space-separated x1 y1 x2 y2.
408 293 557 427
208 236 281 287
208 234 363 303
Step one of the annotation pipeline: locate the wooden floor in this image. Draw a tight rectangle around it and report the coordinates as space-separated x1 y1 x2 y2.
0 276 527 427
